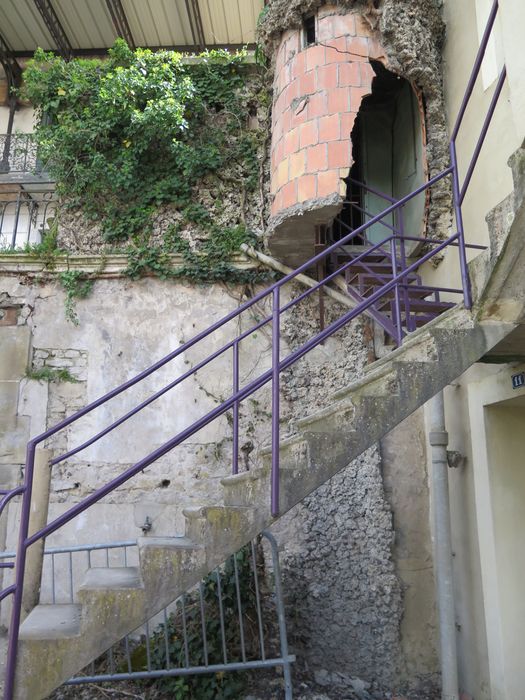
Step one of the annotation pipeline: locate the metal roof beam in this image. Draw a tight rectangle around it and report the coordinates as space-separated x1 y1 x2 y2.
34 0 73 60
105 0 136 50
185 0 206 51
0 32 23 90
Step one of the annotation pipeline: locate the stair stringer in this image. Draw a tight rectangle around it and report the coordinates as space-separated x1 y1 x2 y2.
12 315 517 699
223 308 516 517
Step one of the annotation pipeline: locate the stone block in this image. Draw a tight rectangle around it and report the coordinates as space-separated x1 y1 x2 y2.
297 174 317 202
291 50 305 80
0 326 31 380
0 381 19 420
325 36 350 63
287 78 300 103
275 158 289 190
340 112 357 139
306 44 326 72
281 181 297 210
360 61 375 85
347 35 369 61
339 61 361 88
307 143 328 172
319 113 340 142
18 379 49 438
299 69 316 96
317 62 338 91
289 149 306 179
291 99 308 128
328 87 350 114
328 140 351 169
299 120 318 149
307 91 328 120
318 169 341 197
0 417 29 464
283 127 300 156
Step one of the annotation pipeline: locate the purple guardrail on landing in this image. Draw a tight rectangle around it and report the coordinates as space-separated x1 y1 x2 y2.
1 1 507 696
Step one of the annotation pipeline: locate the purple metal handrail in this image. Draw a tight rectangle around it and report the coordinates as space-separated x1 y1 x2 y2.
1 1 507 696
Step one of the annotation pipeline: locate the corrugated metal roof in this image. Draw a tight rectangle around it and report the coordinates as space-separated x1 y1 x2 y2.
0 0 264 55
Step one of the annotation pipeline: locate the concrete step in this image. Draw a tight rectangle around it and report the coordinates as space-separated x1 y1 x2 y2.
182 505 262 567
79 566 142 592
221 467 269 508
19 604 81 641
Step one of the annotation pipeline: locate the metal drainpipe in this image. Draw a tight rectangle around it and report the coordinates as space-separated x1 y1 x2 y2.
429 390 459 700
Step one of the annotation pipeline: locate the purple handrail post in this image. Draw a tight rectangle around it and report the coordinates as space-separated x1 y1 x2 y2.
390 236 403 346
4 442 36 700
232 341 239 475
449 141 472 309
396 206 413 332
271 288 280 518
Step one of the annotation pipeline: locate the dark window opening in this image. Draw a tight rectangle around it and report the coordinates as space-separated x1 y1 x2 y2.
303 16 316 47
330 60 427 250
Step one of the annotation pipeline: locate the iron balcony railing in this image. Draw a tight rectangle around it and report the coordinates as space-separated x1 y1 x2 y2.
0 133 46 176
0 1 507 697
0 183 57 250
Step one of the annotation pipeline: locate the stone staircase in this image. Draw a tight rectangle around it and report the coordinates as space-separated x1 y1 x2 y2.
12 137 525 695
13 297 515 698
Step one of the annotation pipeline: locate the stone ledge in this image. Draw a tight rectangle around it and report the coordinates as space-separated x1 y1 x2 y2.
0 253 261 278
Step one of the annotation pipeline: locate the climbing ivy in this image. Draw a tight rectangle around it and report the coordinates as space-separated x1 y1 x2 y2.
57 270 94 325
125 223 272 284
21 41 269 261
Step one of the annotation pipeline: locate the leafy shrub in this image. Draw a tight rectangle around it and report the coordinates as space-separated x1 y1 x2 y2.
22 42 267 249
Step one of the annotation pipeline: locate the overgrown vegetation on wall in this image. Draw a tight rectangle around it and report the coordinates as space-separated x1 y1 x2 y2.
22 41 271 281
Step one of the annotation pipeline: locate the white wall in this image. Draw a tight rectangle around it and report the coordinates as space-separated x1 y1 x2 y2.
422 0 524 294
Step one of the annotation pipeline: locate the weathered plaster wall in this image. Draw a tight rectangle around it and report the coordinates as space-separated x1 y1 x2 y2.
422 0 521 296
0 272 438 696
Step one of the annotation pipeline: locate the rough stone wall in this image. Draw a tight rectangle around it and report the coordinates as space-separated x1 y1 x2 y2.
269 293 407 694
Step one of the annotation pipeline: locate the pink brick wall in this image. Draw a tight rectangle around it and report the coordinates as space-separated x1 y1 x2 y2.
270 7 382 218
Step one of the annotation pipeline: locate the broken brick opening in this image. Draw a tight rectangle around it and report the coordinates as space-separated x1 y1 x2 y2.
332 61 428 247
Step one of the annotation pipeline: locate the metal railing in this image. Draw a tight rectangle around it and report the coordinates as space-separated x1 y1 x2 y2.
0 184 57 249
0 134 44 175
327 180 475 338
0 2 507 696
0 533 294 697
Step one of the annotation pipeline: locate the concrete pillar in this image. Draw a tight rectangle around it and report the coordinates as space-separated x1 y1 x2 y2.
21 448 52 620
